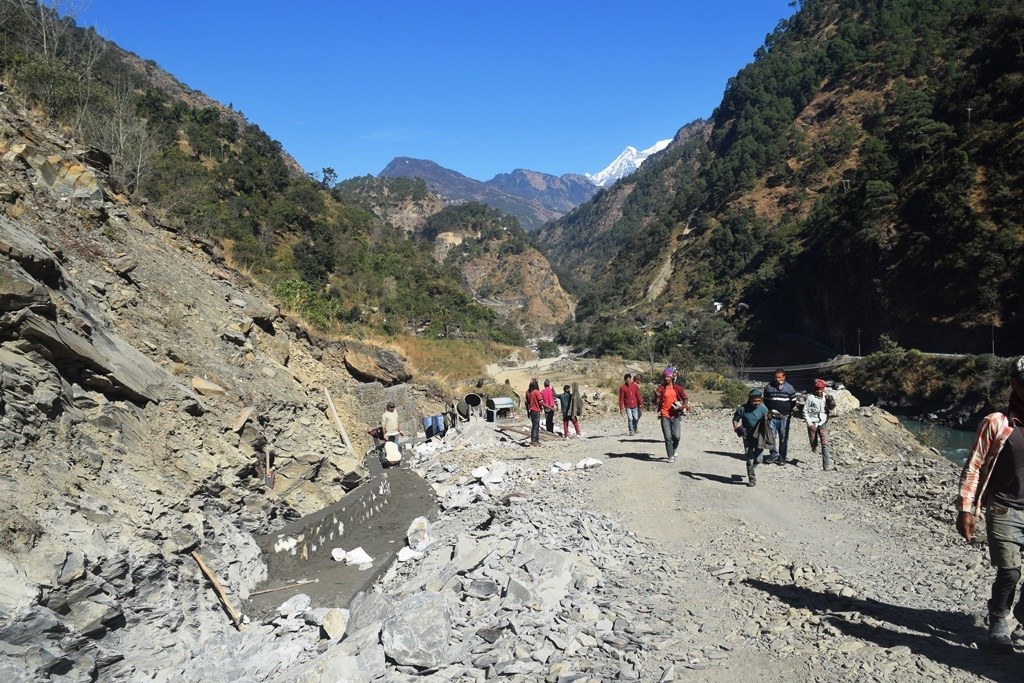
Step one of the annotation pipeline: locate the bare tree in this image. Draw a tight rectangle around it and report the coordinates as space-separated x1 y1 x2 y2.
4 0 90 61
70 27 106 142
82 84 156 196
724 340 753 381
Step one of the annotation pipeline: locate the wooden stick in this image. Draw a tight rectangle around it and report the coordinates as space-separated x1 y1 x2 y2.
324 388 355 453
250 578 319 596
191 551 245 631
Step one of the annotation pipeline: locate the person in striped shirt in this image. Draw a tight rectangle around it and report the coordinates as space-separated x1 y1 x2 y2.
957 356 1024 652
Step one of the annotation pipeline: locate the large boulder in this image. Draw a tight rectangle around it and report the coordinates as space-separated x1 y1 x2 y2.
380 592 451 668
342 342 411 386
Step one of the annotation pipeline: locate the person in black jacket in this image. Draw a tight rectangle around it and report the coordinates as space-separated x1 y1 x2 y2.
763 369 797 465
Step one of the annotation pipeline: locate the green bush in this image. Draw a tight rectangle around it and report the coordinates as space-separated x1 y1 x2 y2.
719 379 751 409
537 341 559 358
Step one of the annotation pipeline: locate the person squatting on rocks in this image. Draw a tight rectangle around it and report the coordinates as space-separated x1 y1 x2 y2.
764 368 797 465
733 389 772 487
557 384 581 438
526 378 544 447
655 367 689 463
956 355 1024 652
804 379 835 471
542 379 557 433
619 373 643 436
381 401 402 446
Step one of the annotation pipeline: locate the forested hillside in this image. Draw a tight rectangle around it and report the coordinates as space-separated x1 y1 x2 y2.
0 1 558 344
547 0 1024 364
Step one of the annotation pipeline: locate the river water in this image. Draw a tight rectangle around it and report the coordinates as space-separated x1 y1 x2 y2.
901 418 976 465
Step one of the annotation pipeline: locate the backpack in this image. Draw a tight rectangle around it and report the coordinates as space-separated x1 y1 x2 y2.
824 393 837 415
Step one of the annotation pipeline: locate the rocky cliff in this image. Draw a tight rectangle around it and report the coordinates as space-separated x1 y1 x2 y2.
0 89 419 681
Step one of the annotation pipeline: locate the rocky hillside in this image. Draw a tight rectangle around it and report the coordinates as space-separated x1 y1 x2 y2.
380 157 598 231
421 202 575 333
0 87 429 681
542 0 1024 360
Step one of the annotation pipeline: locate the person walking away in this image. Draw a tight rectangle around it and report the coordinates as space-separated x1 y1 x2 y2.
557 384 581 438
526 378 544 447
381 401 402 448
764 368 797 465
956 356 1024 652
542 379 557 432
804 379 835 471
733 389 771 487
655 367 689 463
619 374 643 435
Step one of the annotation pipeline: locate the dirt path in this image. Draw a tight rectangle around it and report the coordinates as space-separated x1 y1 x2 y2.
552 410 1018 682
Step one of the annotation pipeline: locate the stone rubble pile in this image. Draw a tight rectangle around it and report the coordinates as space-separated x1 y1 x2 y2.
271 409 1015 683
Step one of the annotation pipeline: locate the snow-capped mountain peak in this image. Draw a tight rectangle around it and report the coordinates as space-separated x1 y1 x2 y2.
585 139 672 188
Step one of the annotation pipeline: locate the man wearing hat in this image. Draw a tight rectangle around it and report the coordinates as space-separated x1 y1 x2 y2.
803 379 835 471
655 367 689 463
733 389 770 486
381 401 402 446
957 356 1024 652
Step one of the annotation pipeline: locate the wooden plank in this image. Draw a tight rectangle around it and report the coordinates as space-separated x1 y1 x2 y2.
324 388 355 453
497 424 563 441
191 551 245 631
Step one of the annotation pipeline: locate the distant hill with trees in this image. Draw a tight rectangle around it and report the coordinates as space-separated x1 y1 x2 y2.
542 0 1024 366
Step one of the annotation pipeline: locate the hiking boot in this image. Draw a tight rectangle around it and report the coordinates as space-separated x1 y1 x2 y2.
989 612 1014 653
747 478 756 487
763 456 778 465
776 458 788 466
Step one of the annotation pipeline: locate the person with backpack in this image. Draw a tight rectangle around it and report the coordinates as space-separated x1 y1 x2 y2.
804 379 835 471
733 389 772 487
557 384 581 438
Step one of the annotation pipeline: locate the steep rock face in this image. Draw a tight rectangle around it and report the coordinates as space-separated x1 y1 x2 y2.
458 244 575 333
0 92 406 681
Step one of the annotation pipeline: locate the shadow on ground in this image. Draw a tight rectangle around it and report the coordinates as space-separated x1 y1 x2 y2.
704 449 746 461
606 451 662 462
744 578 1021 682
679 470 747 486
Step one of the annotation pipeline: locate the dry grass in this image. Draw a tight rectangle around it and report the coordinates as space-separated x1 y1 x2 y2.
382 336 520 381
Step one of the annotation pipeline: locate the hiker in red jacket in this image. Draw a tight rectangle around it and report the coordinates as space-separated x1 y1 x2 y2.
619 374 643 436
526 378 544 447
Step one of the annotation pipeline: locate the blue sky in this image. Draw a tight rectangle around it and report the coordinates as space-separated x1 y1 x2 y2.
79 1 797 182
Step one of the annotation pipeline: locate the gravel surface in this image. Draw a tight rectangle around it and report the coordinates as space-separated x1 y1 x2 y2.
326 406 1020 682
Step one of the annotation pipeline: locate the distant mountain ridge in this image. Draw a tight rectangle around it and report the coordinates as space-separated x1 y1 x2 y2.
379 158 597 231
585 139 673 188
